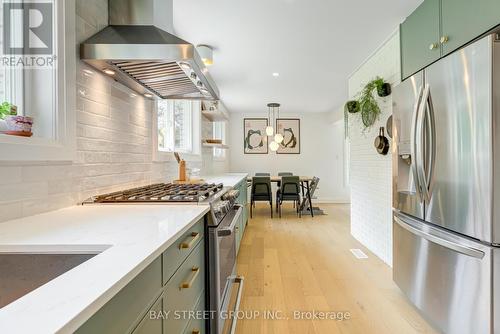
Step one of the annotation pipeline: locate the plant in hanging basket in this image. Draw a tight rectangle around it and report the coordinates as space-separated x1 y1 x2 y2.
357 76 391 129
377 82 391 97
343 77 391 137
343 100 359 138
345 100 360 113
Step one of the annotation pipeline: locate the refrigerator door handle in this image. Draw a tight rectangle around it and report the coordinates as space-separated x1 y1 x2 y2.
394 215 485 259
423 86 436 202
416 84 435 203
411 85 424 202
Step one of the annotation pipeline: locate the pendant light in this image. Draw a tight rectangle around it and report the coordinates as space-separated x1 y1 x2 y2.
273 104 283 144
266 103 280 136
267 103 281 151
269 141 280 151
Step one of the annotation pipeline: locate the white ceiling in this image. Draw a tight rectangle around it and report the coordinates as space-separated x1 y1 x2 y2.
173 0 422 114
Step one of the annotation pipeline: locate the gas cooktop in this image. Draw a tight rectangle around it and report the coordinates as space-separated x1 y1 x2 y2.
83 183 225 204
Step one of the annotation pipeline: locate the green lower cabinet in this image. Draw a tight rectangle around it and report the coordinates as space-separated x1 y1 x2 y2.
76 217 208 334
400 0 441 79
163 219 204 285
164 241 205 333
441 0 500 55
132 295 163 334
75 258 162 334
234 179 248 254
183 291 206 334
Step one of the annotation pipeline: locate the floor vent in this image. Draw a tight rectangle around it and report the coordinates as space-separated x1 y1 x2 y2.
350 248 368 259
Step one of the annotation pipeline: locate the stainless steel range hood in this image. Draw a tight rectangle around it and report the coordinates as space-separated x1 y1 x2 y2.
80 0 219 100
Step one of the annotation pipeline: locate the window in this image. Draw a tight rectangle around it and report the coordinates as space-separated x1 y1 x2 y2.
213 121 226 159
157 99 196 154
0 1 57 139
0 0 76 161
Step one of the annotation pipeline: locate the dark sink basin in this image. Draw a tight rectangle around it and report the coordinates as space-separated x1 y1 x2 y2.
0 246 108 308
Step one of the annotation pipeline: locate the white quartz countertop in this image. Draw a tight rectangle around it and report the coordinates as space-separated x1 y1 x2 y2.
0 204 210 334
202 173 248 188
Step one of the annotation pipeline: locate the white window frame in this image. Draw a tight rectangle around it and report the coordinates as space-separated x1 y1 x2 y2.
0 0 76 161
153 99 201 162
212 121 227 161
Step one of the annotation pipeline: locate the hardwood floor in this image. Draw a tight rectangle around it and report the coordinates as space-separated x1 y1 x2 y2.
235 203 438 334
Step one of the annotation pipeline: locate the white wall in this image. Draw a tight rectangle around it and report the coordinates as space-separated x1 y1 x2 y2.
0 0 227 223
348 30 400 266
228 112 350 203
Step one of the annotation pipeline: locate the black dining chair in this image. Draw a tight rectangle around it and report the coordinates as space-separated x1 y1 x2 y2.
276 172 293 212
276 176 301 218
276 172 293 188
250 176 273 218
255 173 271 176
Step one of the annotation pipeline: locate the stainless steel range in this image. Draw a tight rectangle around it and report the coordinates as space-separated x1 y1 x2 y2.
83 183 244 334
205 189 244 334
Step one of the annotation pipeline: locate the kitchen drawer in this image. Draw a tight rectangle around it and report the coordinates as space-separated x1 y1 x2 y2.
164 241 205 334
132 294 163 334
76 257 162 334
163 218 204 285
183 291 206 334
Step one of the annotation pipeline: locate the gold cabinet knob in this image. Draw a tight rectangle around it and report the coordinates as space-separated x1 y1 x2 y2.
429 43 438 50
440 36 449 44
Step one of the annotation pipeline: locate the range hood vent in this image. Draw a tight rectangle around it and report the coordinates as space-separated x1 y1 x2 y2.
80 1 219 100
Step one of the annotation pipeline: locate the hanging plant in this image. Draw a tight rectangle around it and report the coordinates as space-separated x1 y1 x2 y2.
343 100 359 138
343 76 391 137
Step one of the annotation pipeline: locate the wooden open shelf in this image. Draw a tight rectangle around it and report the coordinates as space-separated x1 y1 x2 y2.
201 109 229 122
202 142 229 149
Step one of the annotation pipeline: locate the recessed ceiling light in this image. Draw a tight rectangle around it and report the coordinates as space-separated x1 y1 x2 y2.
272 72 280 77
144 93 153 98
102 68 115 76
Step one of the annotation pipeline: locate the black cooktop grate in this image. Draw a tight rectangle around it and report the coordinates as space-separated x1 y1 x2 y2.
92 183 224 203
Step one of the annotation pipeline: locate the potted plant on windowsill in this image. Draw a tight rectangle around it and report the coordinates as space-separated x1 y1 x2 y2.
0 102 33 137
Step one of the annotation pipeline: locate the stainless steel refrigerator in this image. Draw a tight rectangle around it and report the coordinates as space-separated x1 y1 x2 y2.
392 32 500 334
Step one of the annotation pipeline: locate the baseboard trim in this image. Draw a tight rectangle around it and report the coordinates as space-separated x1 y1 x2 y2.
315 198 351 204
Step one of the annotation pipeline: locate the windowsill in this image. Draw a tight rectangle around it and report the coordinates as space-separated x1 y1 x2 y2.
0 133 76 161
154 150 202 163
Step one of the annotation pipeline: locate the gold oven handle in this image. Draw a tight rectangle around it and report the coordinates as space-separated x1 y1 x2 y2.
180 267 200 289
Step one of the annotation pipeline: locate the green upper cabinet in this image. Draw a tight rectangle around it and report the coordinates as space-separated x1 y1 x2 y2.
400 0 441 79
441 0 500 55
401 0 500 79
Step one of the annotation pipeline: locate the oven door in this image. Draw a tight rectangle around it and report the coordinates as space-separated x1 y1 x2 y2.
214 204 244 334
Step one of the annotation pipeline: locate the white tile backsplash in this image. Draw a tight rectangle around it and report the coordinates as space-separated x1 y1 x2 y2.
348 31 400 266
0 0 228 223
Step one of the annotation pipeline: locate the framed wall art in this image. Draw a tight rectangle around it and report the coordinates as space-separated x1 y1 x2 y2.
244 118 268 154
276 118 300 154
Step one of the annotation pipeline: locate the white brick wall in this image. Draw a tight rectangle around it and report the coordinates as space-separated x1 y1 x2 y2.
0 0 228 223
348 30 400 266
